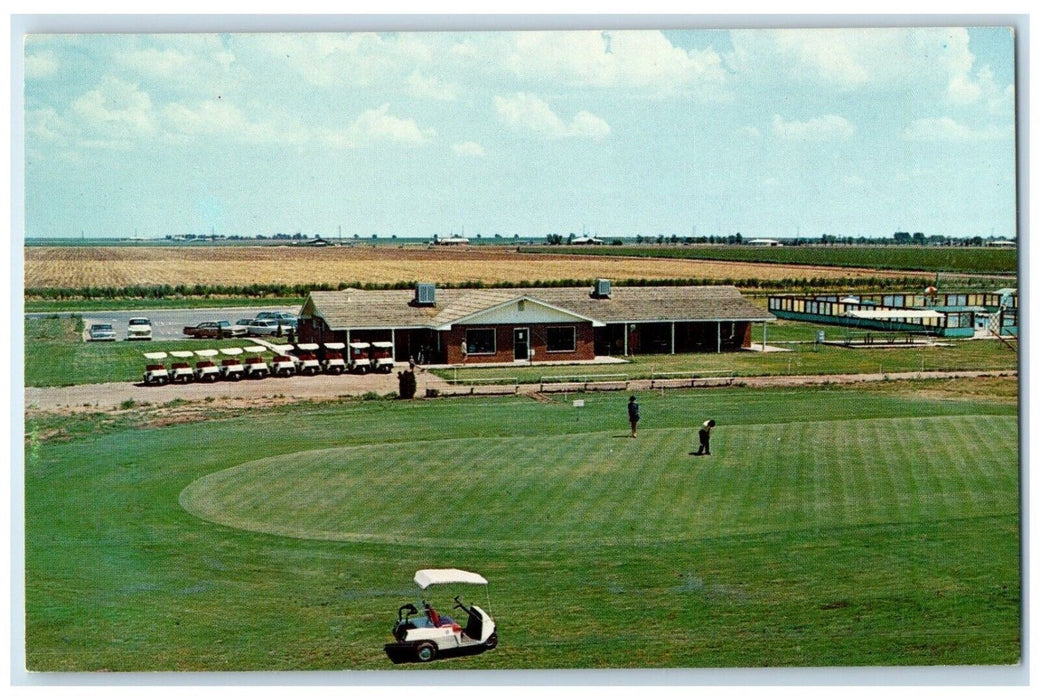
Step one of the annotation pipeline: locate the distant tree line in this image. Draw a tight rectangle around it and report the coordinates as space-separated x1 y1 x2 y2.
543 231 1013 247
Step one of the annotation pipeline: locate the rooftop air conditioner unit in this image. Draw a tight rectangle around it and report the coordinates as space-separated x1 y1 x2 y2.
593 278 611 298
415 282 436 306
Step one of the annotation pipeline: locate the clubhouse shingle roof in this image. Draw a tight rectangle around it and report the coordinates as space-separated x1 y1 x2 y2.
303 285 774 330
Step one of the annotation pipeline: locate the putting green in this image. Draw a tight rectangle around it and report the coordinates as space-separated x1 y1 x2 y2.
179 415 1017 547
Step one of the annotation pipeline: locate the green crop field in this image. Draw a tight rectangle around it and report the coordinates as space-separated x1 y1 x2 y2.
24 383 1020 671
526 245 1018 275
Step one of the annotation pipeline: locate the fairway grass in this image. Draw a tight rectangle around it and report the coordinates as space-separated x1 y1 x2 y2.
25 385 1020 671
181 416 1015 548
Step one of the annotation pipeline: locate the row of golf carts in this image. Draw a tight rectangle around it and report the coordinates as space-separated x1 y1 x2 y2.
140 340 395 385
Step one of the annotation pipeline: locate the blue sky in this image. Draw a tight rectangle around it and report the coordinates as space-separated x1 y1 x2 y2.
21 26 1018 240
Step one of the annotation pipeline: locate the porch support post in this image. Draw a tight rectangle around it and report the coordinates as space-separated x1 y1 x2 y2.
670 322 675 354
623 324 629 356
391 328 396 359
762 322 768 351
717 322 721 353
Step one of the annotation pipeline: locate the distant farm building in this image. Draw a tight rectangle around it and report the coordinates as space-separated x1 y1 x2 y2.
571 236 604 245
435 236 469 246
298 282 774 365
768 289 1018 338
748 238 783 247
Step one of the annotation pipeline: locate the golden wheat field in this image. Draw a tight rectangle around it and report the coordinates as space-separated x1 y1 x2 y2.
24 245 908 290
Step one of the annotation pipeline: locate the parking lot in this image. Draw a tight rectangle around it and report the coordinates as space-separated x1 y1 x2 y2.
33 306 302 342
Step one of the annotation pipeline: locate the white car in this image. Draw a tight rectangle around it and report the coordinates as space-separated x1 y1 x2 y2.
126 317 153 341
87 323 117 342
245 319 281 336
384 569 498 663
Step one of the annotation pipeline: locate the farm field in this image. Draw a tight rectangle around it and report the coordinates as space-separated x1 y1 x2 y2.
529 244 1018 275
24 245 927 291
24 383 1019 671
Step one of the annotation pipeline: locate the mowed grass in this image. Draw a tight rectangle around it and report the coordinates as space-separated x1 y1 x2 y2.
24 315 258 388
24 385 1020 671
181 416 1012 547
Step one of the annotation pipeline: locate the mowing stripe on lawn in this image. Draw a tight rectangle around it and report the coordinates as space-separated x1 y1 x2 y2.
179 414 1017 548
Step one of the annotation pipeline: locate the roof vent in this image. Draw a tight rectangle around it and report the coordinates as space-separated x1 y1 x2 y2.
415 282 436 306
592 278 612 299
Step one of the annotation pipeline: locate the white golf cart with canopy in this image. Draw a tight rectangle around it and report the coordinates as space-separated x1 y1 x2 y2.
384 569 498 663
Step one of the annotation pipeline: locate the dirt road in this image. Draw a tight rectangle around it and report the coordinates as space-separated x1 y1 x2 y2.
24 368 1016 413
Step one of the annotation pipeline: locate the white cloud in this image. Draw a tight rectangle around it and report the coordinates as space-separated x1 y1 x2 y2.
494 93 610 140
25 49 59 79
251 33 433 89
115 47 194 78
729 27 994 105
737 125 761 139
405 71 459 101
505 30 727 96
71 76 156 138
162 99 302 145
452 141 486 157
325 104 435 148
772 114 853 142
26 108 72 145
901 117 1007 142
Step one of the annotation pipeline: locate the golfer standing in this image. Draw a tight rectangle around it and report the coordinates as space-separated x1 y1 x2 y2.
695 419 716 455
627 396 640 438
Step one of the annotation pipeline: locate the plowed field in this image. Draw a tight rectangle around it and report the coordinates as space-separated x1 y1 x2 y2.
24 245 916 289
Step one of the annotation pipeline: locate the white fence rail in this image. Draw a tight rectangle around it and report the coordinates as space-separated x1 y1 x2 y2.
538 373 629 391
649 370 735 388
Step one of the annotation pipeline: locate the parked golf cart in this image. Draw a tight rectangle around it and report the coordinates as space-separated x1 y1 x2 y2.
219 348 245 381
169 351 197 383
194 349 221 382
295 343 322 375
348 341 371 373
242 345 270 379
384 569 498 664
322 342 346 374
270 344 297 377
370 341 395 373
142 351 170 385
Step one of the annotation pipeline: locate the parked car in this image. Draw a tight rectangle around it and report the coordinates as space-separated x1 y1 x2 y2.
182 320 247 338
254 311 297 336
244 318 281 336
87 323 117 342
125 317 153 341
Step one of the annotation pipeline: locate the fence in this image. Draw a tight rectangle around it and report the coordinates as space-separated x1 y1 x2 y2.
648 370 736 388
538 373 629 392
442 376 520 395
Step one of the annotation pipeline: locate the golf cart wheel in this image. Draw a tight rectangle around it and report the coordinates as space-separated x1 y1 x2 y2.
415 642 437 663
484 633 498 650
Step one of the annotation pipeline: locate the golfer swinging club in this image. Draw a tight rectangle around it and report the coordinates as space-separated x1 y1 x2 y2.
695 419 716 455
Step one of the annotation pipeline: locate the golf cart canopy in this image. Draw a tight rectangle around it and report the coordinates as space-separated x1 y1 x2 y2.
414 569 488 590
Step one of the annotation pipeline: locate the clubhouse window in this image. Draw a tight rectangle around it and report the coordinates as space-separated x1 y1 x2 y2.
465 328 496 355
546 326 576 353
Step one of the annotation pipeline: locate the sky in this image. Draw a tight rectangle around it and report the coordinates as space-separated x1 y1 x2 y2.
20 23 1019 240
